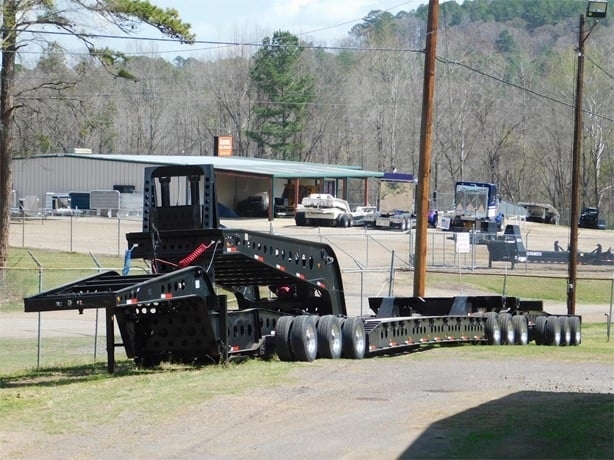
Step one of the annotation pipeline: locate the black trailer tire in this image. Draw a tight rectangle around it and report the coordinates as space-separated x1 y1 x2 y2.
295 213 306 227
316 315 342 359
499 313 515 345
341 317 366 359
534 316 547 345
512 315 529 345
544 316 561 346
275 316 295 362
569 316 582 345
337 215 350 228
558 316 571 346
290 316 318 362
484 312 501 345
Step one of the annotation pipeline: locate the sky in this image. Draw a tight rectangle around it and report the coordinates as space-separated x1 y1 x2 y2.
118 0 431 56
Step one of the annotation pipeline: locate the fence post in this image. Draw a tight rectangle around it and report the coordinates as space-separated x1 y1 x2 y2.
28 251 43 370
70 213 74 252
21 210 25 247
90 252 103 362
360 269 364 316
117 216 122 257
388 250 395 296
608 273 613 342
364 228 369 268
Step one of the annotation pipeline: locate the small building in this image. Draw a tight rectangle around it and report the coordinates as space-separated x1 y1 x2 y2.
11 153 384 220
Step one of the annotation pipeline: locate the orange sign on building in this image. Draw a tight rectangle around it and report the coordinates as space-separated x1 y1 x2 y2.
214 136 233 156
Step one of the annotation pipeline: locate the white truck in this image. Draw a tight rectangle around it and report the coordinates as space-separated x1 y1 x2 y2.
364 172 415 231
294 193 353 227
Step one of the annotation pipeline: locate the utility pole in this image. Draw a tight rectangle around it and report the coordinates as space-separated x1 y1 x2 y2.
567 14 585 316
414 0 439 296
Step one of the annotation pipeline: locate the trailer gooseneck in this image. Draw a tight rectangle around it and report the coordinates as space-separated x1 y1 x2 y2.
24 165 581 372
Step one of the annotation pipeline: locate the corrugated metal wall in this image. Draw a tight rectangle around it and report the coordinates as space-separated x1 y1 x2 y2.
11 156 270 215
12 156 150 204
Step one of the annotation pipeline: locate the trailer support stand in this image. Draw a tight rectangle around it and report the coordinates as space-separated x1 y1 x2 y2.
106 308 115 373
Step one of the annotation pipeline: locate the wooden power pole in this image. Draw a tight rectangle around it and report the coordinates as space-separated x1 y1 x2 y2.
413 0 439 296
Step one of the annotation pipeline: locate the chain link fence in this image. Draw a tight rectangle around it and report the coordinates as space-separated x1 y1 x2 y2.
2 216 613 371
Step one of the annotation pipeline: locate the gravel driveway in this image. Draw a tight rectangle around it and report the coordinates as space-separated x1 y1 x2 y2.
3 350 612 459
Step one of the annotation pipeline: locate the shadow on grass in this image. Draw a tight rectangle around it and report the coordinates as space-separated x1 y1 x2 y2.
0 360 154 388
401 391 614 459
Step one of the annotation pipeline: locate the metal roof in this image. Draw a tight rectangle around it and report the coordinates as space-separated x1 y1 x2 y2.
55 153 384 179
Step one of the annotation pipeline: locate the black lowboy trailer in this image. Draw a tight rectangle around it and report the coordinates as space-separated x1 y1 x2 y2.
24 165 581 372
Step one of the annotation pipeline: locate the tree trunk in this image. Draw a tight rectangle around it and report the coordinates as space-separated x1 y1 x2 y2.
0 1 17 279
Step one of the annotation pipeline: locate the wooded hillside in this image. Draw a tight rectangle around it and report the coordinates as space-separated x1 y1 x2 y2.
11 0 614 223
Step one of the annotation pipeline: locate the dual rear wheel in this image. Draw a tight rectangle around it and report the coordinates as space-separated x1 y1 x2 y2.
275 315 366 362
534 315 581 346
484 312 529 345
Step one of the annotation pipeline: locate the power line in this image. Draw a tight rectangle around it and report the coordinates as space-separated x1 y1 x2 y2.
11 27 614 123
436 55 614 123
585 54 614 80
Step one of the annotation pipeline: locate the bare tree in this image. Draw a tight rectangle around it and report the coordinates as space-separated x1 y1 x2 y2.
0 0 193 274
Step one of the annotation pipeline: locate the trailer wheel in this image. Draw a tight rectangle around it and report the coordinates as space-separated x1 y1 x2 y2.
544 316 561 346
400 218 408 231
316 315 342 359
568 316 581 345
534 316 547 345
290 316 318 362
484 312 501 345
557 316 571 346
498 313 515 345
337 215 350 228
295 213 306 227
512 315 529 345
275 316 295 361
341 317 366 359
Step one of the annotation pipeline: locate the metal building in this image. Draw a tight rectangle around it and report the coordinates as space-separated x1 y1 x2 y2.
11 153 384 219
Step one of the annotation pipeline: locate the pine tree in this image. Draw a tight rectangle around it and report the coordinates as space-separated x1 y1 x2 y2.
247 31 315 161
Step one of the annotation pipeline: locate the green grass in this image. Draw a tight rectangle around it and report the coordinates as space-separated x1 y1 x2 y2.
434 392 613 459
0 359 294 435
426 271 613 304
